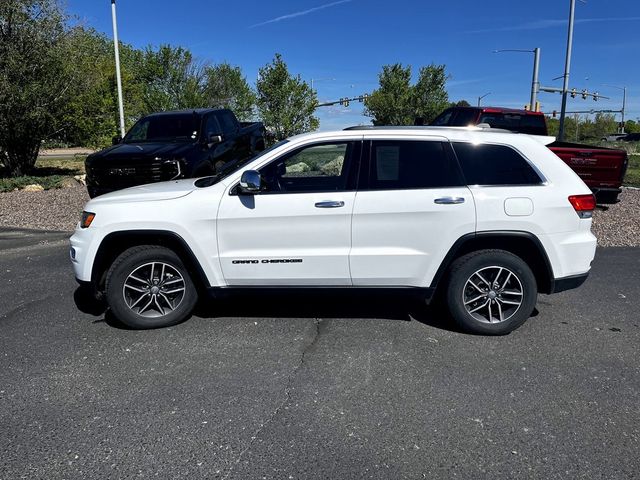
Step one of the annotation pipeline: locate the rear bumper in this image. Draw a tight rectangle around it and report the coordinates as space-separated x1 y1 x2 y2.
548 272 589 294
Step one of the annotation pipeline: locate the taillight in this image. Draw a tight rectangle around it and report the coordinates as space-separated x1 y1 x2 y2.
568 194 596 218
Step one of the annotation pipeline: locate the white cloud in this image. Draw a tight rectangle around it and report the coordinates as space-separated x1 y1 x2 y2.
250 0 353 29
466 16 640 34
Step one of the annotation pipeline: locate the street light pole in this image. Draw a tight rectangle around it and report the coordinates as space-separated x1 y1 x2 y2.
111 0 126 138
493 48 541 110
558 0 576 142
310 77 335 91
603 84 627 132
531 47 540 109
478 92 491 107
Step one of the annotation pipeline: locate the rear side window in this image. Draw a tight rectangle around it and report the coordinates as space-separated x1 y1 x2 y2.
367 140 464 190
478 113 547 135
453 142 543 186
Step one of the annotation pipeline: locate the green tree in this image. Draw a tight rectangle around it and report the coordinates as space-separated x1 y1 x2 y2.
364 64 414 125
364 63 451 126
452 99 471 107
256 54 318 143
412 64 450 123
138 45 206 113
0 0 73 176
203 63 256 121
624 120 639 133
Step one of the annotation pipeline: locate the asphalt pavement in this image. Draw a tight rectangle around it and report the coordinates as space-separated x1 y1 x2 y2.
0 229 638 479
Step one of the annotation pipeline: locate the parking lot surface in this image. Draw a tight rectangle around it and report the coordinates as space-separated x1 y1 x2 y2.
0 230 638 479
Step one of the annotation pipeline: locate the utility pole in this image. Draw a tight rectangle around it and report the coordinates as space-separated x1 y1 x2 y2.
558 0 576 141
111 0 126 138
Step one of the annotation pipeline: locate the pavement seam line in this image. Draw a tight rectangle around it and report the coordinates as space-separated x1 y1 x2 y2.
222 318 323 479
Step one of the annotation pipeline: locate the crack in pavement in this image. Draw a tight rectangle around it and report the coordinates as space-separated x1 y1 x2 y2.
222 317 324 480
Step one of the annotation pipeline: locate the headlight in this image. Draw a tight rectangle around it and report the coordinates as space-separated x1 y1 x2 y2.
80 211 96 228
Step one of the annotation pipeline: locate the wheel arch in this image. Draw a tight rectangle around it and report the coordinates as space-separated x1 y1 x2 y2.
430 231 554 294
91 230 210 293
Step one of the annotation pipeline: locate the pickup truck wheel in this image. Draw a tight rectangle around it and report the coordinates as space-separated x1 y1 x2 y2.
445 249 537 335
105 246 198 329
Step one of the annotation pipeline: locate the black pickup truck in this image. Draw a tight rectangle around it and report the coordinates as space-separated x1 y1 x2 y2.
85 108 265 197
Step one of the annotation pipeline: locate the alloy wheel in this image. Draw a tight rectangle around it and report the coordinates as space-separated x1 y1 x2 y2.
462 266 524 323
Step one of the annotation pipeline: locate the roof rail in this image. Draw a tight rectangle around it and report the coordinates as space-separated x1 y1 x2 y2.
342 125 516 134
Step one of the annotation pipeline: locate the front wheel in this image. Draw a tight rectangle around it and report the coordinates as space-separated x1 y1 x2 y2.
445 249 538 335
105 246 198 329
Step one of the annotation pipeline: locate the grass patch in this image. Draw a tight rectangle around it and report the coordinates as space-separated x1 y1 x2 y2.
0 155 86 193
624 154 640 187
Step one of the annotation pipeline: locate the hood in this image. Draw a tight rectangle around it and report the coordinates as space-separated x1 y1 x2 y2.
88 178 197 205
87 142 196 165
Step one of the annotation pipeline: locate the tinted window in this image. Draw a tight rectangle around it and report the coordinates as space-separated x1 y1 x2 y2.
450 108 480 126
367 141 463 190
124 114 198 143
205 115 221 136
219 112 237 134
478 113 547 135
259 142 355 193
453 142 542 186
430 109 454 126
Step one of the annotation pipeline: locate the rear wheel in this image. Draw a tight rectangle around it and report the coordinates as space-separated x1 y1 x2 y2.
595 190 620 204
105 246 198 329
445 249 537 335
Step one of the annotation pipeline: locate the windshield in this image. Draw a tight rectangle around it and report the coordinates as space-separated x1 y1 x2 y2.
194 140 290 188
124 114 199 143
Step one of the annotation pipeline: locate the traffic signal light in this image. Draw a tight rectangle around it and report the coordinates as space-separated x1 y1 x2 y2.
593 92 598 102
552 110 557 118
344 99 349 107
581 89 587 100
570 88 577 98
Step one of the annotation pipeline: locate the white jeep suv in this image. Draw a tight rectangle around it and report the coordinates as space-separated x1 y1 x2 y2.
70 127 597 334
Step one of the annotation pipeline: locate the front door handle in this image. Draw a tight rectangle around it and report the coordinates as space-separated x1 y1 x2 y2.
434 196 465 205
315 200 345 208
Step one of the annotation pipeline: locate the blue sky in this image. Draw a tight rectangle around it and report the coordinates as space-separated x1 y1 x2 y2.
68 0 639 130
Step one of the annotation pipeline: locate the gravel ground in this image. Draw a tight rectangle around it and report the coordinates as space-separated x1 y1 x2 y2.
0 183 89 232
0 184 638 246
592 188 640 246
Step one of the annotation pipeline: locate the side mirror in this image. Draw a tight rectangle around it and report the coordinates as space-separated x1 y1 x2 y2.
239 170 262 194
208 133 224 147
112 135 122 145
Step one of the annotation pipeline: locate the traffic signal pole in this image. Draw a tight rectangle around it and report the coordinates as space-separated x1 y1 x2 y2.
558 0 576 142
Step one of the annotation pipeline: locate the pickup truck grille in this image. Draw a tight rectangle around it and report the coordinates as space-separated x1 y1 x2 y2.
88 159 178 188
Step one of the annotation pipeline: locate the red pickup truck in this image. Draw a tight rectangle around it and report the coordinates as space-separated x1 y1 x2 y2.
431 106 629 203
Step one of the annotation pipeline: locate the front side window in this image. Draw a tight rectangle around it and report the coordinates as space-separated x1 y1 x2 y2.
205 115 221 137
453 142 543 186
259 142 355 193
367 140 464 190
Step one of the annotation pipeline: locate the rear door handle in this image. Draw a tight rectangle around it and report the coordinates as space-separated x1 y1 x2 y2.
315 200 345 208
434 196 465 205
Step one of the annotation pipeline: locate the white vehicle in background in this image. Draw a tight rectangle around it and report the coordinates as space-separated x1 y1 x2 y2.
70 126 597 335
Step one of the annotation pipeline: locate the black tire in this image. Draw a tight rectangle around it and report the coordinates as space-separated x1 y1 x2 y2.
445 249 537 335
105 246 198 329
595 190 620 204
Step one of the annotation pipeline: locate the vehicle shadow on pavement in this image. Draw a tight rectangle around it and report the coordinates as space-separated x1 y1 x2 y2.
74 286 462 332
195 290 463 333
